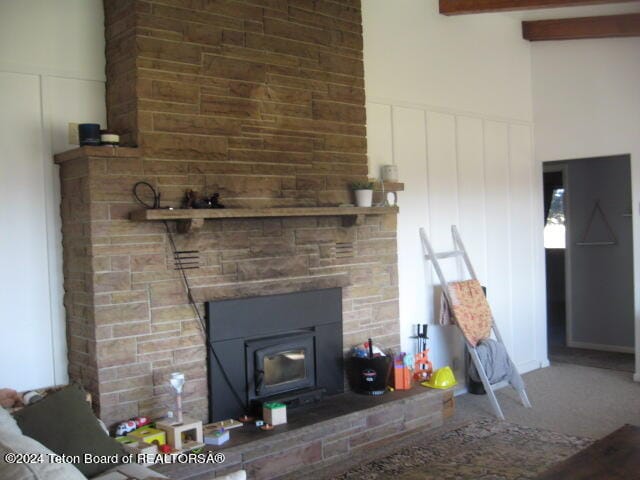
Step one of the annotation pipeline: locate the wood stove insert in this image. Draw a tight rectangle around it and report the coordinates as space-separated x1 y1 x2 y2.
206 288 343 422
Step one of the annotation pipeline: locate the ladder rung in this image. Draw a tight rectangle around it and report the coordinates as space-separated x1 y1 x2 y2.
489 380 510 391
424 250 464 260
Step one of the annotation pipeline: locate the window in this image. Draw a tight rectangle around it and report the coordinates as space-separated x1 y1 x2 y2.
544 188 566 249
264 349 307 387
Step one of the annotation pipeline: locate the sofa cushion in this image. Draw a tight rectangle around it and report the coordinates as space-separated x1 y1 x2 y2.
13 384 124 478
0 406 86 480
217 470 247 480
0 402 21 436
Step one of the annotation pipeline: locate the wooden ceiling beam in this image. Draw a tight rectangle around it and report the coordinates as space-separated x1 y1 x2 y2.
523 13 640 40
440 0 639 16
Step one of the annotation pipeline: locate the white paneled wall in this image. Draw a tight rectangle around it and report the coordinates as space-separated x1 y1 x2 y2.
0 73 106 391
368 101 546 379
484 122 513 353
0 73 55 389
508 125 536 368
393 107 430 351
0 0 106 390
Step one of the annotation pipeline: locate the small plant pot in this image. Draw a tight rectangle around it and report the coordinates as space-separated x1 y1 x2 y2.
354 189 373 207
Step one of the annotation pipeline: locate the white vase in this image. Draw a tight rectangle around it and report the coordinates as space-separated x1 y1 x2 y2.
354 189 373 207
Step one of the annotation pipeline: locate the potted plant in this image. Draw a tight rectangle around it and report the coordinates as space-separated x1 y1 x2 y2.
350 179 375 207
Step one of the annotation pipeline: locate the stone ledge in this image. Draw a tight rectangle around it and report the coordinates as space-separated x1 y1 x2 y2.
54 146 140 164
153 387 453 480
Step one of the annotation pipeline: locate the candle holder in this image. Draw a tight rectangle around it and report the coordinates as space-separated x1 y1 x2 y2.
169 372 185 424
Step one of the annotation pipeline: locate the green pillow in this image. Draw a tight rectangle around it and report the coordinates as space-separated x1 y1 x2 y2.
13 384 124 478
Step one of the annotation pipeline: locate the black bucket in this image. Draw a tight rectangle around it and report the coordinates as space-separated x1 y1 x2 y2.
350 356 392 395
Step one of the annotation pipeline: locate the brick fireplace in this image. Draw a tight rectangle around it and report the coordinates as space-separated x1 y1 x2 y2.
56 0 400 427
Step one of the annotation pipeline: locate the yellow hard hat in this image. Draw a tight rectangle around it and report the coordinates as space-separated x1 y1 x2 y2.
421 366 457 389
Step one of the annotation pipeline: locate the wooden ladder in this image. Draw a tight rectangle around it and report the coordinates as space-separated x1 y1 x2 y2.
420 225 532 420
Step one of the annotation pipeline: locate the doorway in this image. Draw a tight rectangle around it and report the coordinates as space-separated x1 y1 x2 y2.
543 168 566 347
543 155 635 372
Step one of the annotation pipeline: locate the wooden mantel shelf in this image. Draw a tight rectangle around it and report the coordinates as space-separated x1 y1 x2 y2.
131 206 399 233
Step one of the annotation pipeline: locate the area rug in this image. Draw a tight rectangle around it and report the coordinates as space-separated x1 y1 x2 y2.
333 419 592 480
549 346 634 373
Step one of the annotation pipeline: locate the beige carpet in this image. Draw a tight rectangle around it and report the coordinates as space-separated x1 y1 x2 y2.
454 362 640 438
549 346 634 373
302 363 640 479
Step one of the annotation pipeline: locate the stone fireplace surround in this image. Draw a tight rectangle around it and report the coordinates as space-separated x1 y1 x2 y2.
55 0 402 428
55 146 400 426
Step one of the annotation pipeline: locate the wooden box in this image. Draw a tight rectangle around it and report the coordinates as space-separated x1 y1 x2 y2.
155 418 204 451
263 402 287 426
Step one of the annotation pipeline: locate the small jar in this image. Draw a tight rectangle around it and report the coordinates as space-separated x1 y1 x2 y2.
100 131 120 146
79 123 101 146
381 164 398 182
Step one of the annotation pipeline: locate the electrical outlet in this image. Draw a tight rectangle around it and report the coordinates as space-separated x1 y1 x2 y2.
68 123 79 145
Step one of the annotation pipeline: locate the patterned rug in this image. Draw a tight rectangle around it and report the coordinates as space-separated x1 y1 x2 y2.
333 419 592 480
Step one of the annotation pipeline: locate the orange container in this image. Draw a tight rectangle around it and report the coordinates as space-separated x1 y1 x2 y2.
393 364 412 390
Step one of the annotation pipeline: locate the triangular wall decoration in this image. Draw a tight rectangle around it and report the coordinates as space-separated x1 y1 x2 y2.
576 199 617 246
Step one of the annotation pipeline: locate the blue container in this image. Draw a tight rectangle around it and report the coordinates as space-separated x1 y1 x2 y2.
78 123 101 146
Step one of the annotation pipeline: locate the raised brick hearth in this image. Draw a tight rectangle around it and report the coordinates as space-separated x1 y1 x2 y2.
55 0 402 428
155 388 454 480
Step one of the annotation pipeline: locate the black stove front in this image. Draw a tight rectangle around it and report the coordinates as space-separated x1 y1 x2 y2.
206 288 343 422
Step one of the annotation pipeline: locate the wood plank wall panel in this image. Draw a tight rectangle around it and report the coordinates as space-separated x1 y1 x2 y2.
391 106 430 353
457 116 487 282
105 0 369 209
368 101 542 375
0 73 57 390
508 124 536 365
424 111 465 373
425 112 459 268
366 103 393 179
484 120 514 353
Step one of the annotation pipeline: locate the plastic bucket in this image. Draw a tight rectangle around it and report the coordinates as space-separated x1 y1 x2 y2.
350 356 392 395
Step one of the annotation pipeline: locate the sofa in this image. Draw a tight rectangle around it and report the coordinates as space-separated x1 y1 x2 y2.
0 386 245 480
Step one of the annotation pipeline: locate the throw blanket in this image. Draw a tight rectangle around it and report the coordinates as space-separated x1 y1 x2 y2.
469 339 524 390
438 279 492 346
